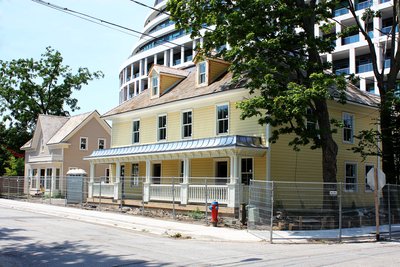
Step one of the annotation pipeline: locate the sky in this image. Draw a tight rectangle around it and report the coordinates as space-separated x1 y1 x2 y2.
0 0 151 115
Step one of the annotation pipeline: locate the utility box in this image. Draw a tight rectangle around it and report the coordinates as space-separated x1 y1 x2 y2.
66 169 87 204
247 205 260 225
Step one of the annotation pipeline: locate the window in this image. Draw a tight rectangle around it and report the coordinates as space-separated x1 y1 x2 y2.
345 163 357 192
241 158 253 185
45 168 52 190
98 138 105 149
40 137 45 152
131 163 139 187
198 62 206 84
365 164 374 192
158 115 167 141
182 111 192 138
31 169 37 189
343 113 354 143
152 74 159 96
80 137 88 150
55 168 60 190
132 120 140 144
217 104 229 134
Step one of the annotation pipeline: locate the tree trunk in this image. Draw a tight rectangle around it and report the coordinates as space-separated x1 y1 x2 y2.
315 99 339 212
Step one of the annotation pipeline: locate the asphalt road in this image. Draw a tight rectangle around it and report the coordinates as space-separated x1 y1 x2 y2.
1 206 400 267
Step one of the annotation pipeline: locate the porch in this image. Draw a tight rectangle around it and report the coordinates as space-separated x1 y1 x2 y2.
85 135 266 208
90 176 250 207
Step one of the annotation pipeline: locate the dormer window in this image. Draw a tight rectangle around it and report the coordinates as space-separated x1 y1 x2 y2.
198 61 207 85
151 74 159 97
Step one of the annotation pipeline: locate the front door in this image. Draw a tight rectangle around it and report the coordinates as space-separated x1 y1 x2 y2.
153 163 161 184
216 161 228 184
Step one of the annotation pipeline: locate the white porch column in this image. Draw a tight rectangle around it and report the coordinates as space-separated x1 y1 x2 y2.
139 59 143 76
154 54 157 65
143 159 151 202
349 48 356 75
88 162 95 198
180 158 190 205
114 161 121 200
192 40 197 59
228 155 239 208
170 48 174 66
164 50 169 66
144 57 148 76
181 46 185 64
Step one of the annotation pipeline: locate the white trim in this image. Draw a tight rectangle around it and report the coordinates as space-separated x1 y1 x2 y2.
98 138 106 150
157 114 167 142
80 137 88 151
342 112 355 144
197 61 208 86
181 109 193 139
132 119 141 144
216 103 230 135
344 161 358 192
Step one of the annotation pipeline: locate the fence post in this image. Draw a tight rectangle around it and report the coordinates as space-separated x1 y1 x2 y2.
17 177 20 199
270 181 274 244
338 182 342 242
99 177 102 209
388 184 391 240
172 177 176 220
205 178 208 225
7 177 10 199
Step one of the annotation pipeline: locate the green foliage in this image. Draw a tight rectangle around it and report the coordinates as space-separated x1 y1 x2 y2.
168 0 346 151
344 0 400 183
4 156 24 176
0 46 104 131
188 208 204 220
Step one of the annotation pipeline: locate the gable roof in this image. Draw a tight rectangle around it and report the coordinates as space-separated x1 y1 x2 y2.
47 111 93 144
103 67 236 118
21 111 110 150
149 64 190 78
21 114 69 149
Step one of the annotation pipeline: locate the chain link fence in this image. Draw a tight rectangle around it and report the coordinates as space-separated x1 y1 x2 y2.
247 180 400 243
0 176 244 227
2 176 399 242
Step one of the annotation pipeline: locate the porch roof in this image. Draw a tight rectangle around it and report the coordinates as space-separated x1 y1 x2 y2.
85 135 266 162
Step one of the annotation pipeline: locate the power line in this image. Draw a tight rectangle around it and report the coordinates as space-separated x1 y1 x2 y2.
31 0 184 50
128 0 215 32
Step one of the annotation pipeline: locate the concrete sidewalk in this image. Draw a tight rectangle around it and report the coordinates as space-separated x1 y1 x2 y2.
0 199 263 242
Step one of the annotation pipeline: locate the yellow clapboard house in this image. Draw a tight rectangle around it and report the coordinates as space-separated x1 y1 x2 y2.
85 58 380 210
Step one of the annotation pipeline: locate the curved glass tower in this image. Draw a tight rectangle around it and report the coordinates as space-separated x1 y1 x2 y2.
118 0 201 103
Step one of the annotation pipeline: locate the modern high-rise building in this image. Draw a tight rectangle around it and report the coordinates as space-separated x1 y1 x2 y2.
320 0 394 94
118 0 200 104
119 0 394 103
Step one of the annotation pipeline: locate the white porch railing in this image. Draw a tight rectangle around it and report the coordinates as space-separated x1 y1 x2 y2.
188 185 228 204
92 183 114 198
149 184 181 202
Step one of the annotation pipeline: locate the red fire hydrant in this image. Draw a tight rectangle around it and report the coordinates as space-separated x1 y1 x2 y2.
209 201 219 227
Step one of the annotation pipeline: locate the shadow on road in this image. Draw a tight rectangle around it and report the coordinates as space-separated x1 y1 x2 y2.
0 227 171 266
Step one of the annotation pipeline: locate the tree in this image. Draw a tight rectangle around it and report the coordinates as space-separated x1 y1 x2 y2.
167 0 346 208
0 47 103 175
342 1 400 184
0 46 104 131
4 156 24 176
